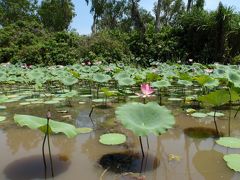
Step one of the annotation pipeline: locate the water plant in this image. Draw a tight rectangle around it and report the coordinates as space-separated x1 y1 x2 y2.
14 112 78 178
116 102 175 156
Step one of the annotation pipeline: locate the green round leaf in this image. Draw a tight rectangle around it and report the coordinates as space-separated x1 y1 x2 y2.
207 112 224 117
0 116 6 122
116 102 175 136
0 105 7 110
76 127 93 134
191 112 208 118
99 133 126 145
168 98 183 101
14 114 78 138
223 154 240 172
216 137 240 148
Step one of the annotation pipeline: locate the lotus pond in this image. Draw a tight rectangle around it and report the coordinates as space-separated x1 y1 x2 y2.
1 63 240 180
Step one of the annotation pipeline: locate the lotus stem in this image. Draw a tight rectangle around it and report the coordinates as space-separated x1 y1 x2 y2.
146 137 149 149
139 136 145 157
47 117 54 177
228 107 231 137
42 128 47 179
234 106 240 118
89 105 94 117
213 110 220 137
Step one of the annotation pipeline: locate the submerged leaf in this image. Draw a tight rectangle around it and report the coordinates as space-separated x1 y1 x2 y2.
99 133 126 145
116 102 175 136
14 114 78 138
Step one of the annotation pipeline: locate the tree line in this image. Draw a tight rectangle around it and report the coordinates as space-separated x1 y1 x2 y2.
0 0 240 66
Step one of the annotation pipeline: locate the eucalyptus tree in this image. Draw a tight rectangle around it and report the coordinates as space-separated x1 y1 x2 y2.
38 0 75 31
154 0 184 31
129 0 145 34
97 0 127 30
0 0 38 26
84 0 106 33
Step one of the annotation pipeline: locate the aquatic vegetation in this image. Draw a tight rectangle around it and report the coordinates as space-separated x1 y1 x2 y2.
223 154 240 172
116 102 175 156
99 133 126 145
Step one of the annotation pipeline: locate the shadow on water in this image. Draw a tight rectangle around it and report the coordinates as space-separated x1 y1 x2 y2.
4 154 70 180
99 152 159 173
184 127 223 139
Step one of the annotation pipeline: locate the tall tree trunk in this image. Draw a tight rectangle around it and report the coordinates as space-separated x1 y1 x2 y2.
187 0 193 12
91 14 97 34
155 0 161 32
130 0 145 35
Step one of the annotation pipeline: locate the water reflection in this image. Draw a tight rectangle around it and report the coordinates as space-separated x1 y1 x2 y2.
193 150 234 180
4 154 70 180
51 135 76 158
6 128 42 154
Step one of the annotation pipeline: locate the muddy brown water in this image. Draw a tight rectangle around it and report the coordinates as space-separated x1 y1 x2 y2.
1 98 240 180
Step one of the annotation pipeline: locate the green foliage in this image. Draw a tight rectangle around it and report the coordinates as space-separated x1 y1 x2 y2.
116 102 175 136
38 0 75 31
0 0 38 26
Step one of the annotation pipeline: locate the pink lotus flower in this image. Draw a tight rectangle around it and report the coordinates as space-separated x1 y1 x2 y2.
136 83 154 98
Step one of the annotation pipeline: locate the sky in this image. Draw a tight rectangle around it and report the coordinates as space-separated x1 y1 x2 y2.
71 0 240 35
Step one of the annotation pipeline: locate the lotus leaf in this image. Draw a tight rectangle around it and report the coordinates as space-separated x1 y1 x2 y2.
151 80 171 88
227 70 240 88
207 112 224 117
116 102 175 136
93 73 111 83
44 100 60 104
118 77 135 86
99 133 126 145
223 154 240 172
61 76 78 86
76 127 93 134
114 72 130 80
168 98 183 101
14 114 78 138
186 108 196 113
198 90 230 107
0 116 6 122
191 112 208 118
0 105 6 110
177 80 193 86
216 137 240 148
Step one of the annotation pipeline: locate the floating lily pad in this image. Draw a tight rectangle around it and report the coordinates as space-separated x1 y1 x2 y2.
19 102 31 106
168 98 183 101
44 100 60 104
207 112 224 117
223 154 240 172
191 112 208 118
57 110 68 113
76 127 93 134
99 133 126 145
31 101 44 104
0 105 6 110
216 137 240 148
25 98 40 102
116 102 175 136
78 101 86 104
0 116 6 122
186 108 196 113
